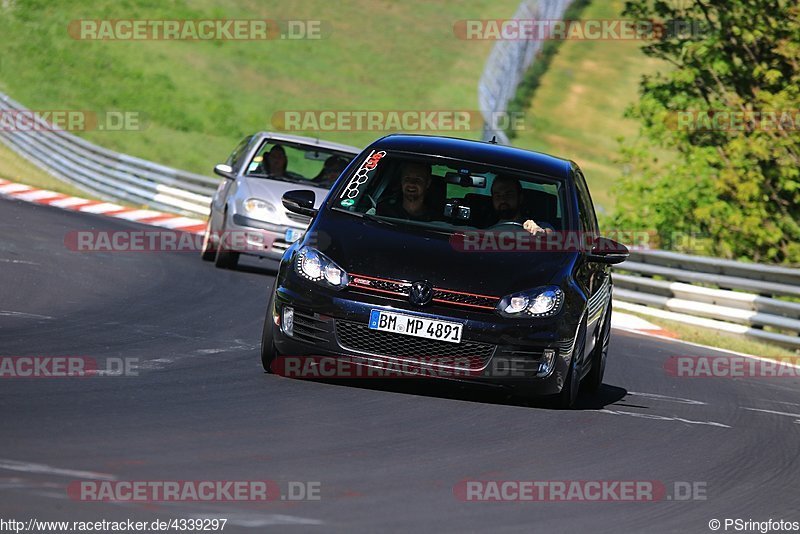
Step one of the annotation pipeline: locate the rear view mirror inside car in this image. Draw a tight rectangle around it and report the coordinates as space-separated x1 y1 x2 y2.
445 171 486 188
305 150 330 161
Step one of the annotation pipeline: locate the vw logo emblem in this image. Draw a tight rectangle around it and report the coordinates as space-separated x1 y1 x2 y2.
409 280 434 306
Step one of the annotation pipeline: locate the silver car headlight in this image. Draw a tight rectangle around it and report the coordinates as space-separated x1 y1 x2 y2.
294 246 348 289
243 198 277 221
497 286 564 318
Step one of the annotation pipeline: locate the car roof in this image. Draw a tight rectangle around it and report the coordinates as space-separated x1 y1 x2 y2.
252 131 361 155
369 134 574 179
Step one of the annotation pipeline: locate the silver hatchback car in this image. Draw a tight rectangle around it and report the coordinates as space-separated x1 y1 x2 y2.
201 132 360 269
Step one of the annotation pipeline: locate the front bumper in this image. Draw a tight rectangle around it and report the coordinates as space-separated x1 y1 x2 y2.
226 213 305 260
270 274 581 396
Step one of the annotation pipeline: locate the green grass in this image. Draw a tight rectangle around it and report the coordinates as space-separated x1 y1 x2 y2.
621 309 800 361
0 0 519 177
0 141 92 197
510 0 664 214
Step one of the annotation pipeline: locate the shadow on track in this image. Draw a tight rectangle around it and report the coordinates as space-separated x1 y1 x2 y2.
232 263 279 276
207 255 280 276
265 373 627 411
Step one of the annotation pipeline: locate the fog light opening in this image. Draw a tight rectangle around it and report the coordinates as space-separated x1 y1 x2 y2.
537 348 556 376
282 306 294 336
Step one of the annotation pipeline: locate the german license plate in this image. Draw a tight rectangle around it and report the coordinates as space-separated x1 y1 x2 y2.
368 310 462 343
285 228 304 243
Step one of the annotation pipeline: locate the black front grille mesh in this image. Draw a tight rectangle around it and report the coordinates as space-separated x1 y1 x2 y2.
335 320 495 370
286 212 311 225
357 279 408 294
433 290 496 309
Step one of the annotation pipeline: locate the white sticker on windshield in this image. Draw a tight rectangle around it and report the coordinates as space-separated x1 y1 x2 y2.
339 150 386 200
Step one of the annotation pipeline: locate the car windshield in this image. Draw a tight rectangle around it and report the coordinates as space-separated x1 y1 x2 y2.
244 141 354 189
331 150 569 233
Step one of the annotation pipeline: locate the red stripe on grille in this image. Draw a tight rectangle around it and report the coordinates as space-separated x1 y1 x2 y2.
348 273 499 310
432 298 495 311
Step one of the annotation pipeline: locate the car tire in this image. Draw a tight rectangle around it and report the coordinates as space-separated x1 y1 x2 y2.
552 319 586 410
214 246 239 269
200 219 216 261
214 218 240 269
261 289 279 373
584 306 611 393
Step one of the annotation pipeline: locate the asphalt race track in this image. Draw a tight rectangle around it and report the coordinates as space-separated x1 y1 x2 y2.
2 195 799 533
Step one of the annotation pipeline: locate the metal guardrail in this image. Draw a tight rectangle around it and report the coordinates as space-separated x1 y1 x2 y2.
613 251 800 349
478 0 574 143
0 91 216 216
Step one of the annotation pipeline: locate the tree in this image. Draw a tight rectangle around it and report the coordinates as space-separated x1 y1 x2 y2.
613 0 800 264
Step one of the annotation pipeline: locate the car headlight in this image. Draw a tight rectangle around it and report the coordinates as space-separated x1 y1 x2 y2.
243 198 277 221
497 286 564 318
294 246 348 289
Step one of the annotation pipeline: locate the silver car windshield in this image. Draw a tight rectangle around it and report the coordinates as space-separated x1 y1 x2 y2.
244 141 353 189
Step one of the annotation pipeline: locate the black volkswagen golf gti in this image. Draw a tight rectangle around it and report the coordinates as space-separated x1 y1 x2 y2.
261 134 628 408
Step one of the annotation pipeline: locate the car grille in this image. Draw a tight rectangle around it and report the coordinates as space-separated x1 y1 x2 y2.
272 237 290 253
334 320 495 370
286 212 311 225
358 279 407 294
432 289 496 309
348 273 499 312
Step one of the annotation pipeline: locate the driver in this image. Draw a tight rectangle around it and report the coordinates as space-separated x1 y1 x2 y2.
313 155 349 187
490 175 553 235
377 161 436 221
262 145 288 178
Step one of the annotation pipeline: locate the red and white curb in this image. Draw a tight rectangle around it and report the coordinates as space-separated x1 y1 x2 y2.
0 179 206 234
611 310 676 338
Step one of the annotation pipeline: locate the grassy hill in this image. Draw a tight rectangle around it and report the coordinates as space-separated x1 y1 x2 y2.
0 0 518 175
509 0 664 213
1 0 665 213
0 141 91 197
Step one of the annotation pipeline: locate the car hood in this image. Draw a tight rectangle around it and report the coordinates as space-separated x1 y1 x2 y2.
314 211 577 297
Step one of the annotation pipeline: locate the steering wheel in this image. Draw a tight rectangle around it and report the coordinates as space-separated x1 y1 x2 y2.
487 221 524 230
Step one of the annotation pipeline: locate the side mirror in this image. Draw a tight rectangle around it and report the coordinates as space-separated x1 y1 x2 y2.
214 164 235 179
282 190 317 217
586 237 629 265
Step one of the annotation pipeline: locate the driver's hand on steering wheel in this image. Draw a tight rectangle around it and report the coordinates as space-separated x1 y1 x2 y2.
523 219 551 236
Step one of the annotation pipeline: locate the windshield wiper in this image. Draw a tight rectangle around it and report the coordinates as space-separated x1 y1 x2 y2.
341 210 460 235
345 210 399 227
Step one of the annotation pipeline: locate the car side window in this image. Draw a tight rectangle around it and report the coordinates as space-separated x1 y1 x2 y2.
574 170 598 235
226 136 252 171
